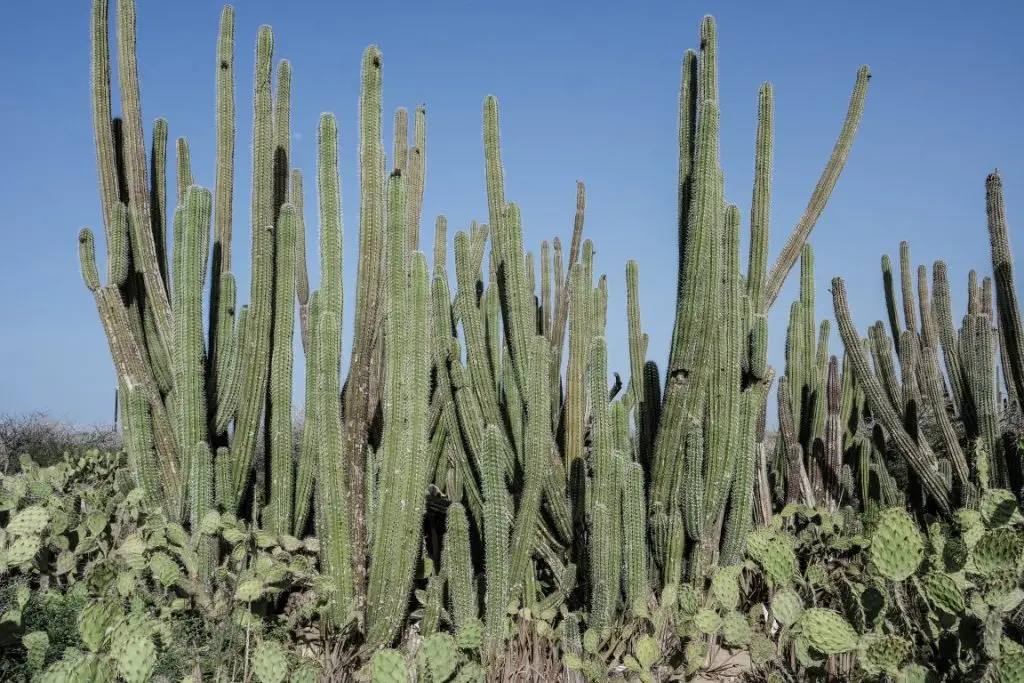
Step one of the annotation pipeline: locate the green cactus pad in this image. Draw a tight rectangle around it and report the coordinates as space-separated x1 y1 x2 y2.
7 505 50 536
418 633 459 682
771 587 805 627
148 551 182 587
922 571 966 615
756 537 798 586
685 641 708 674
453 662 487 683
957 509 986 548
456 618 484 651
982 566 1019 607
981 489 1020 528
859 633 911 676
78 600 120 653
677 584 699 616
695 608 723 634
711 566 741 610
4 535 41 566
896 664 932 683
23 630 49 672
972 528 1023 575
369 649 408 683
749 633 778 666
799 608 859 654
115 634 157 683
804 563 829 587
252 640 290 683
722 611 752 646
635 634 660 670
994 651 1024 683
870 508 924 581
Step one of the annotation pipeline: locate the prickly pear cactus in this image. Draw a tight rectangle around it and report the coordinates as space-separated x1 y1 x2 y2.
252 640 290 683
870 508 924 581
369 649 409 683
972 528 1022 575
981 489 1020 528
23 630 49 673
722 611 752 646
418 633 459 682
115 634 157 683
711 565 741 611
78 599 120 652
770 587 804 627
748 530 798 585
799 608 859 654
993 651 1024 683
921 570 966 615
858 633 911 676
456 618 485 651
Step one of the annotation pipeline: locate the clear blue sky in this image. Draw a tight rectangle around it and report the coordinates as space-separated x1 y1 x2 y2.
1 1 1022 426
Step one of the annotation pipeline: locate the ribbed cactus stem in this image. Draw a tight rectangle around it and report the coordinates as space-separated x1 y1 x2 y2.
652 19 724 513
763 65 871 308
589 336 619 634
481 424 510 650
508 336 551 592
313 309 355 626
114 0 174 355
932 261 967 416
190 441 216 584
443 503 478 630
985 172 1024 414
124 387 163 511
230 24 276 503
832 278 952 512
564 265 590 466
366 226 431 647
266 203 297 534
173 186 212 513
622 461 649 617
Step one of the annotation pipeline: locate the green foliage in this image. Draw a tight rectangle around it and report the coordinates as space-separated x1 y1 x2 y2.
14 0 1024 681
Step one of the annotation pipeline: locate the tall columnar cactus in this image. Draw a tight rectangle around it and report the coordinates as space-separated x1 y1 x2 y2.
642 15 866 582
81 2 885 660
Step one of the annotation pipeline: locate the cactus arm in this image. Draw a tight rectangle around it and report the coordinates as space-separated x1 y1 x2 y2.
230 25 276 503
293 292 321 536
763 65 870 309
832 278 952 512
985 172 1024 412
173 186 212 512
932 261 967 416
405 106 426 259
508 336 551 591
267 204 297 533
342 47 389 603
443 503 478 630
314 309 355 626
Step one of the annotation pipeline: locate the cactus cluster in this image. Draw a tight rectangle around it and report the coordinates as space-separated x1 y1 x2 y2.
3 0 1024 680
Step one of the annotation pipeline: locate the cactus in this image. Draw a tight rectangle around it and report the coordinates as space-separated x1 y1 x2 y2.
799 608 859 654
252 640 290 683
869 508 924 581
443 503 478 630
369 649 409 683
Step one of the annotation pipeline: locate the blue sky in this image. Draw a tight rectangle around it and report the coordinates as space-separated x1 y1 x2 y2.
1 1 1022 426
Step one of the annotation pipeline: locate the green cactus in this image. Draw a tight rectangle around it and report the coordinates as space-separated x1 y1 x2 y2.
369 649 409 683
443 503 478 630
252 640 290 683
799 608 859 654
870 508 925 581
417 633 459 682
